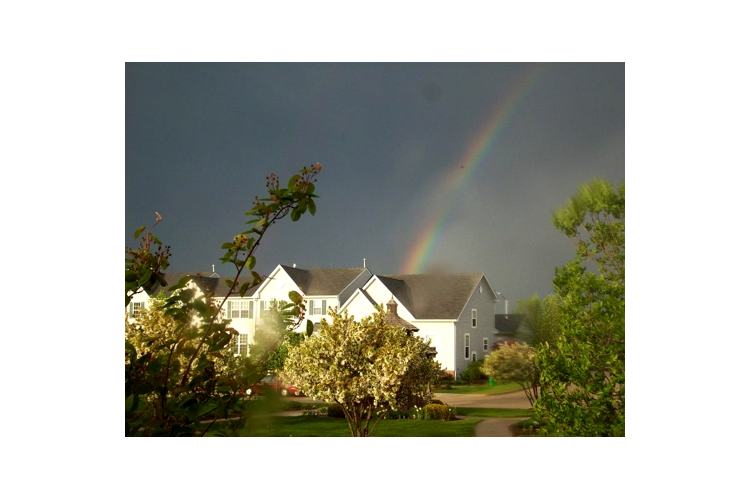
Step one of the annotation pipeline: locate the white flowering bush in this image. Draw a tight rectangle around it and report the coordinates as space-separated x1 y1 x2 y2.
281 308 441 437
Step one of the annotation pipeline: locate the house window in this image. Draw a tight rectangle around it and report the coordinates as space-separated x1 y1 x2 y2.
260 300 269 317
309 299 327 315
471 351 477 362
238 334 248 356
227 300 252 319
464 333 470 360
472 309 477 328
128 302 144 318
483 337 489 351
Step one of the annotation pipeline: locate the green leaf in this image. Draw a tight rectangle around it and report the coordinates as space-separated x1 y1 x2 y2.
133 226 146 239
246 255 256 270
288 290 301 303
306 319 313 336
169 275 191 291
288 174 301 190
136 269 153 286
308 198 317 216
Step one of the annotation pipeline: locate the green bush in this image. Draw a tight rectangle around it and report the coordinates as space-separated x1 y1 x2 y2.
327 403 346 419
423 403 453 421
460 361 488 383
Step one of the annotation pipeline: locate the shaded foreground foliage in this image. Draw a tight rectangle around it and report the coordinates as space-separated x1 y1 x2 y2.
535 179 625 436
125 164 322 436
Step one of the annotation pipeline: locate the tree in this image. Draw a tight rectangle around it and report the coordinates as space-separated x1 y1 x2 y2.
125 164 322 436
535 179 625 436
281 308 441 437
247 300 312 375
481 342 540 407
514 293 562 346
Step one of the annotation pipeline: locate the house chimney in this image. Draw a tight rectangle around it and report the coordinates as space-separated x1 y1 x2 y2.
363 258 366 268
212 265 215 273
293 263 297 268
505 299 509 315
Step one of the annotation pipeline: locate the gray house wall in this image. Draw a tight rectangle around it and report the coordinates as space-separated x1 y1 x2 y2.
453 277 498 378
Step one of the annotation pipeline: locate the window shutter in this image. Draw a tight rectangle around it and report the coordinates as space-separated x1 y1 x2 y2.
128 302 133 318
227 301 232 318
322 300 327 314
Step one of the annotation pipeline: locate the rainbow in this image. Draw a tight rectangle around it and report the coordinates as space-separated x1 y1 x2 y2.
401 63 546 274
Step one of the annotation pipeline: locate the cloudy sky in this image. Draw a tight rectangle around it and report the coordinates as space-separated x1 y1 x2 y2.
126 62 624 309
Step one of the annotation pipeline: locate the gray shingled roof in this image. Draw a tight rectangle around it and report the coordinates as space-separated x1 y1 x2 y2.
280 265 367 296
378 273 485 320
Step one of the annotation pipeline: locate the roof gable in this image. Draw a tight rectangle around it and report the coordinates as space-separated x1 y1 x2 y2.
377 273 488 320
280 265 369 296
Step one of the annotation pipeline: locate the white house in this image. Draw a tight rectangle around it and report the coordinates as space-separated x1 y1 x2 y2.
252 264 373 331
127 265 372 356
126 265 500 378
340 273 499 378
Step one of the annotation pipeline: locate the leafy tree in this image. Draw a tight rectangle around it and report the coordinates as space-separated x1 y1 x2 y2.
247 300 312 375
481 342 540 407
281 308 441 437
515 293 563 346
125 164 322 436
535 179 625 436
125 212 170 306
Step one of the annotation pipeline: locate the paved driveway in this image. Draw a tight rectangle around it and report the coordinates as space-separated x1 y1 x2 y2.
433 389 533 437
433 389 532 410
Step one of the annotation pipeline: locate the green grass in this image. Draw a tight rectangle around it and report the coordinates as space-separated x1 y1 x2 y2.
456 407 533 418
433 381 523 395
134 382 533 437
207 407 533 437
201 393 532 436
208 415 481 437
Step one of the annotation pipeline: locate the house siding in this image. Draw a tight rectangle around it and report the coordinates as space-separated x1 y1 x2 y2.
453 277 497 377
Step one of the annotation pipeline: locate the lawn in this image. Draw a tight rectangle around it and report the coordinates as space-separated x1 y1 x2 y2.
200 392 532 436
207 415 481 437
135 368 531 436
